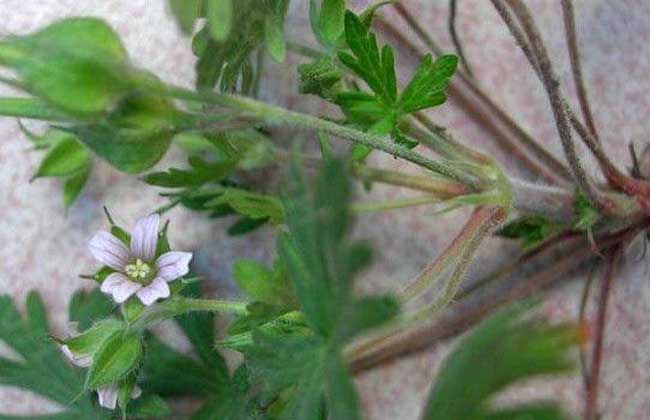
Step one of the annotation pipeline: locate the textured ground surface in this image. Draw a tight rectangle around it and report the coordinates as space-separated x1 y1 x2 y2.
1 0 649 418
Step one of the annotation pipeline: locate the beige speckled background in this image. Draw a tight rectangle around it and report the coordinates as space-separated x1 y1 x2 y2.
1 1 650 418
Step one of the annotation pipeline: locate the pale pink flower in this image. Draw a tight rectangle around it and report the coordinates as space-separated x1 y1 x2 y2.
97 383 142 410
60 344 92 368
88 213 192 306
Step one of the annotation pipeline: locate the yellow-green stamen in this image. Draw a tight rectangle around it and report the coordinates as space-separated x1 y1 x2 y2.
125 259 152 282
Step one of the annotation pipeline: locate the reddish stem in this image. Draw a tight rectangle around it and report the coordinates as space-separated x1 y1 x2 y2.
584 246 622 420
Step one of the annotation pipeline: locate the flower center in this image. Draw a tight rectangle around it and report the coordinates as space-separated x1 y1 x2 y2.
125 259 152 283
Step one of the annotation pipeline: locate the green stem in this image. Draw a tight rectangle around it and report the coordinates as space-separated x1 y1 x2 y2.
286 41 324 59
352 195 440 213
0 97 73 121
167 88 481 188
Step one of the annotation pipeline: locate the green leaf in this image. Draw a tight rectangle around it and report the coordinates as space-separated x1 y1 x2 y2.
574 189 599 232
67 122 173 174
168 0 203 34
126 394 171 418
63 163 90 210
228 216 269 236
1 18 133 116
68 288 114 331
335 10 457 147
0 292 108 419
65 319 124 359
194 0 290 91
422 302 577 420
33 131 89 178
397 54 458 114
496 215 560 249
318 0 346 46
140 335 221 396
206 0 233 42
265 13 287 62
144 158 235 187
242 159 399 419
233 259 294 306
87 332 143 388
206 188 284 224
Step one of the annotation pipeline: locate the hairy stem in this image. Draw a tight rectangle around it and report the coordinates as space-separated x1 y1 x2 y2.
351 195 440 213
168 88 482 188
496 0 603 209
561 0 599 141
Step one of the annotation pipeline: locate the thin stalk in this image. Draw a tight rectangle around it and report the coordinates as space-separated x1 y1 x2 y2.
414 206 507 315
579 261 599 392
497 0 603 209
561 0 599 140
286 41 323 60
166 87 482 188
400 206 505 302
351 195 440 213
0 97 73 121
448 0 474 77
584 247 622 420
457 230 582 300
353 165 471 198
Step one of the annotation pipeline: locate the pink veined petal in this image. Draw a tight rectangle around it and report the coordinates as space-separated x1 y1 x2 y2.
97 384 119 410
100 273 141 304
155 251 193 282
136 277 170 306
88 231 130 271
130 213 160 262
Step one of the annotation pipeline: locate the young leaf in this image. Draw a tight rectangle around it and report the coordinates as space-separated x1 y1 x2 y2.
69 288 114 331
206 0 233 42
205 188 284 224
574 189 599 232
265 13 287 63
63 163 91 210
32 131 89 179
397 54 458 114
168 0 203 34
334 10 458 149
496 215 560 249
422 302 577 420
318 0 346 46
233 258 294 306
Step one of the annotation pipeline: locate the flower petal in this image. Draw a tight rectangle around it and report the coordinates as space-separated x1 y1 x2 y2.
97 384 118 410
88 231 129 271
100 273 141 304
155 251 193 282
60 344 92 368
130 213 160 262
136 277 170 306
